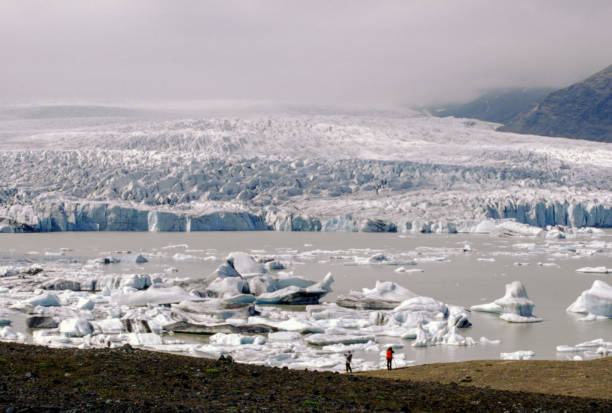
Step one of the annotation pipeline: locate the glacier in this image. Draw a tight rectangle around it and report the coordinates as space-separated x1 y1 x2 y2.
0 109 611 232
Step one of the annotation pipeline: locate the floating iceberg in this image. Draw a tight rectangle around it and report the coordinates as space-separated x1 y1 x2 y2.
112 286 195 306
566 280 612 318
209 333 266 346
59 318 93 337
0 326 26 342
337 281 417 310
500 350 535 360
575 267 611 274
12 293 61 309
96 274 152 291
471 281 542 323
227 252 266 276
556 338 612 355
305 333 376 346
255 273 333 305
205 253 333 305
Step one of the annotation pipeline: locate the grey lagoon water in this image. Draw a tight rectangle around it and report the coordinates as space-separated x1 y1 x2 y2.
1 231 610 366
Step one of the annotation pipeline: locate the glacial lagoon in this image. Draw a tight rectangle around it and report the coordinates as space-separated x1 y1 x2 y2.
0 230 610 370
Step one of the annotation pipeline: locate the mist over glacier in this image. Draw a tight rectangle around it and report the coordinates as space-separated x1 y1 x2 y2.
0 106 610 232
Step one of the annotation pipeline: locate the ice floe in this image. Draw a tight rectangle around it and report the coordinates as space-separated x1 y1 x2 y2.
204 253 334 305
337 281 417 310
0 326 26 343
566 280 612 319
0 227 610 373
500 350 535 360
575 266 611 274
556 338 612 360
471 281 542 323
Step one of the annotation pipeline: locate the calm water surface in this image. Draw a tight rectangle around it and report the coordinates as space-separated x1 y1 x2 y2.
1 231 610 365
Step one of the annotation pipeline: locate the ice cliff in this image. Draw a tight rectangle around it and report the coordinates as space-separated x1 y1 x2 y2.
1 111 610 232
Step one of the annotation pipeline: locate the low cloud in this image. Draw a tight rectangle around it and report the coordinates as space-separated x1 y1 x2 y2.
1 0 611 107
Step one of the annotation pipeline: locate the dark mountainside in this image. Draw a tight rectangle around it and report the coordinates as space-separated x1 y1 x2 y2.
429 88 553 124
500 64 612 142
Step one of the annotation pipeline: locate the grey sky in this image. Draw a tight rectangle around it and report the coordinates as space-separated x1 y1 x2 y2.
2 0 612 107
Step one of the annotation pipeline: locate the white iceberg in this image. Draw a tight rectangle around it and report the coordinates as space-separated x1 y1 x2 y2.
127 333 163 347
112 286 195 306
254 273 333 305
76 297 95 310
479 337 501 345
0 326 26 342
91 318 125 334
500 350 535 360
471 281 541 323
207 277 251 298
59 318 93 337
567 280 612 318
13 293 61 308
96 274 152 291
305 333 376 346
227 252 265 276
337 281 417 310
575 267 611 274
209 333 266 346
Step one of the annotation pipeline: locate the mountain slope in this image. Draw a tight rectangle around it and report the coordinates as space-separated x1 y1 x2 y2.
500 64 612 142
429 88 552 124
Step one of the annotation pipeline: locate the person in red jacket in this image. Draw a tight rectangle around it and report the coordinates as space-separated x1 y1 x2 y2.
386 347 394 370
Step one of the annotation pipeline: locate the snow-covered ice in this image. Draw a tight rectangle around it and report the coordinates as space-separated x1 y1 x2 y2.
500 350 535 360
575 266 611 274
567 280 612 318
471 281 542 322
0 111 610 233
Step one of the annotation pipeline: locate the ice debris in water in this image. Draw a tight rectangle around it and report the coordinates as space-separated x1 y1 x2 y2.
12 293 61 309
500 350 535 360
470 281 542 323
204 252 334 305
566 280 612 319
556 338 612 357
575 266 611 274
336 281 418 310
0 326 26 343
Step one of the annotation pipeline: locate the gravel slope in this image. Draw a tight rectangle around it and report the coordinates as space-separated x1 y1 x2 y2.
0 342 610 412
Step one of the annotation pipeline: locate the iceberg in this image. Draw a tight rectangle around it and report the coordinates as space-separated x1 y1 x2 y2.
305 333 376 346
471 281 542 323
575 266 611 274
0 326 26 342
227 252 265 276
500 350 535 360
91 318 125 334
76 297 95 310
207 277 251 298
127 333 163 347
567 280 612 318
209 333 266 346
96 274 152 291
13 293 61 309
112 286 195 306
59 318 93 337
255 272 333 305
337 281 417 310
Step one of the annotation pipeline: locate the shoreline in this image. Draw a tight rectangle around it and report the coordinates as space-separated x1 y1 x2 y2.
0 342 610 412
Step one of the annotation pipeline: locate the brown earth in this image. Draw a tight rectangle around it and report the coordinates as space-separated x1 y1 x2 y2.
360 358 612 400
0 342 610 412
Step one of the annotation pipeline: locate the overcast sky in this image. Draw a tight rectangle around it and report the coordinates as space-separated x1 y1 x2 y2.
2 0 612 107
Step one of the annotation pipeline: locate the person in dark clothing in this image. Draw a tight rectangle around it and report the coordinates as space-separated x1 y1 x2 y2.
386 347 394 370
344 350 353 373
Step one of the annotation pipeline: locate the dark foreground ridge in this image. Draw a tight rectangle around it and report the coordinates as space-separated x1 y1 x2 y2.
0 342 610 412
